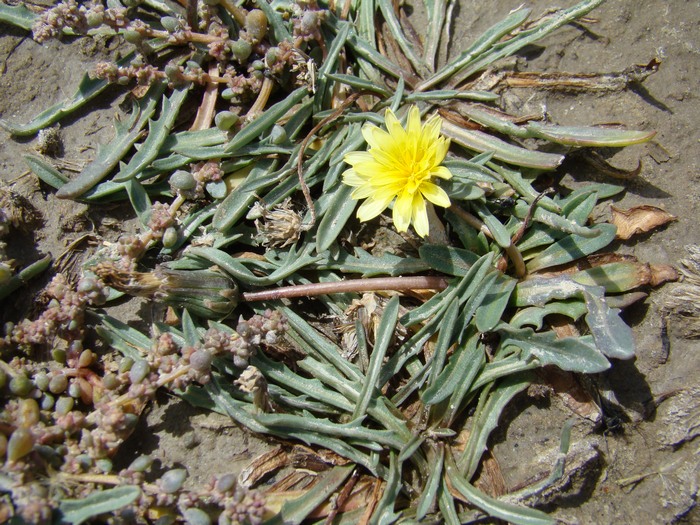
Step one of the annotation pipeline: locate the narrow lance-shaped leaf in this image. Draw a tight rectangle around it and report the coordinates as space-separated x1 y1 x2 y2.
59 486 142 525
24 154 69 189
513 202 600 238
353 296 400 419
56 82 165 199
419 244 480 276
416 444 445 520
446 452 554 525
422 0 449 71
443 122 564 170
475 273 517 332
418 6 531 90
124 179 151 227
377 0 431 77
458 372 532 479
0 52 136 136
224 87 308 154
0 254 52 301
526 122 656 147
113 86 190 182
315 183 357 253
314 22 350 112
213 158 281 231
422 331 482 406
449 0 606 86
526 223 618 272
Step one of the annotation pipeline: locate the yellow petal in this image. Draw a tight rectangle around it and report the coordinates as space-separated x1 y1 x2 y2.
357 194 394 222
350 185 377 199
430 165 453 180
412 196 430 237
420 182 451 208
407 106 422 138
342 168 366 188
384 109 407 143
392 190 413 232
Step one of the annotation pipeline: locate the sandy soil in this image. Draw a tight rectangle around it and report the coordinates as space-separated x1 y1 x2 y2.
0 0 698 523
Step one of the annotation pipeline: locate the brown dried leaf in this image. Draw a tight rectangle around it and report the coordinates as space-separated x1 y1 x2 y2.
611 204 677 240
650 264 680 286
238 446 288 488
474 451 507 498
539 367 602 424
289 444 351 472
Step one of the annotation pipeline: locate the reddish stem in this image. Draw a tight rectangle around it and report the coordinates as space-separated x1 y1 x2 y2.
242 276 450 302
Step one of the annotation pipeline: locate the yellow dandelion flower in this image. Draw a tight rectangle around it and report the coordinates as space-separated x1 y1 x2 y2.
342 106 453 238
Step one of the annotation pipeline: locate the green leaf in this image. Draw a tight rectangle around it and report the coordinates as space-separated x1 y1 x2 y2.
475 273 517 332
570 261 654 293
498 326 611 373
253 353 354 413
24 154 69 189
56 82 165 199
473 201 512 248
280 307 364 383
422 331 482 406
378 0 431 77
458 373 532 478
443 122 564 170
213 158 280 231
448 0 605 86
526 224 617 272
416 445 444 520
419 244 479 276
124 179 151 227
447 454 554 525
419 6 530 90
510 300 588 329
526 122 656 147
582 288 635 359
314 22 351 112
318 247 430 277
561 190 598 226
181 309 200 346
513 201 600 238
113 86 190 182
59 486 141 525
426 299 461 387
0 255 52 301
322 72 392 97
0 53 136 136
0 2 35 30
370 452 403 524
422 0 448 71
224 87 308 154
255 411 404 450
95 313 152 358
353 296 399 420
314 184 357 252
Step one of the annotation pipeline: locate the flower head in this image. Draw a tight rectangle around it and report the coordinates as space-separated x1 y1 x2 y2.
342 106 452 237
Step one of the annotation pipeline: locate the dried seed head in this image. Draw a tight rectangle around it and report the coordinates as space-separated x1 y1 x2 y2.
253 198 303 248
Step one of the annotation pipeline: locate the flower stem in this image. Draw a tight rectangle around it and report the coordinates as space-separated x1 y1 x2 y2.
242 276 450 302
